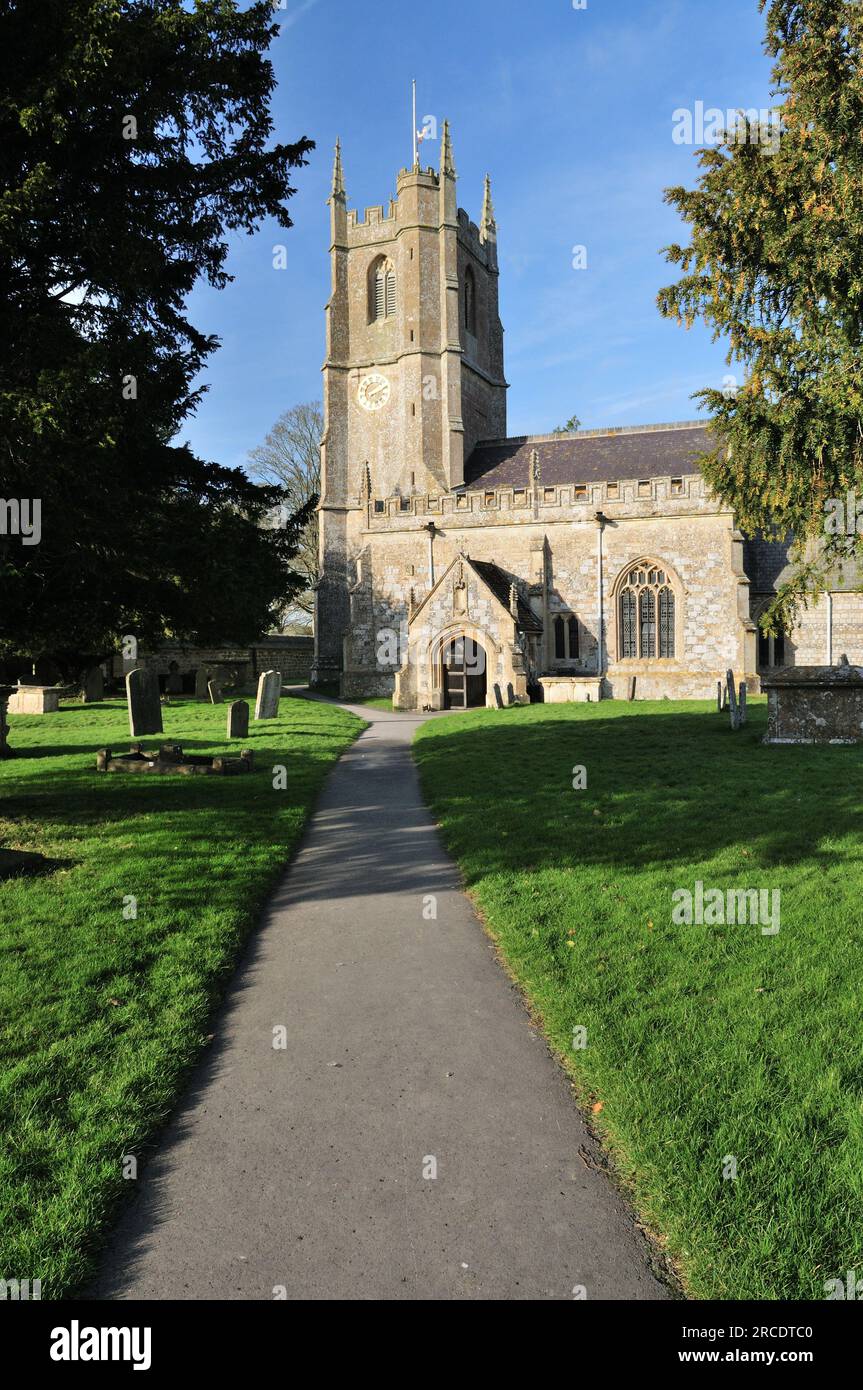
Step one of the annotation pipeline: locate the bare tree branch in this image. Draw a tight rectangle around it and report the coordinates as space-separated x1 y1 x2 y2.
248 401 322 623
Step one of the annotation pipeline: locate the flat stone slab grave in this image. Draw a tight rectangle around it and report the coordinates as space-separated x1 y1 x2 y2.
92 698 669 1301
96 743 254 776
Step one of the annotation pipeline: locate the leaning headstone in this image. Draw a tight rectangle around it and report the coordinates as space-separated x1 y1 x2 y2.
227 700 249 740
195 668 210 702
82 666 104 704
126 667 163 737
254 670 281 720
628 677 637 702
717 680 723 714
738 681 747 726
726 669 740 731
208 679 222 705
493 683 504 708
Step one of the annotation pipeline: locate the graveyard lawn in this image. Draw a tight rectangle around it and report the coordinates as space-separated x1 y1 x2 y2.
0 697 362 1297
414 698 863 1301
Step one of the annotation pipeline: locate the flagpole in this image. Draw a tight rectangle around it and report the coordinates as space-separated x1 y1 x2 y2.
412 78 417 169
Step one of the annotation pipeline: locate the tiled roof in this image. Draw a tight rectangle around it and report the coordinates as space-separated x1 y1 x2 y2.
471 559 543 633
464 422 711 491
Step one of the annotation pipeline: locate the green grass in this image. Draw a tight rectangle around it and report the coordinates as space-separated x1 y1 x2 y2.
0 696 361 1298
303 684 393 712
414 698 863 1300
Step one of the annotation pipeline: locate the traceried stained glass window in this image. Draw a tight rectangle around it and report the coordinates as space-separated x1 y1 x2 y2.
619 566 675 659
621 588 638 659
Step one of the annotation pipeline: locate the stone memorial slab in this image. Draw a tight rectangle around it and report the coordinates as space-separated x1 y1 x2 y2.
227 700 249 740
208 679 222 705
762 656 863 744
7 685 61 714
254 670 281 720
126 667 163 737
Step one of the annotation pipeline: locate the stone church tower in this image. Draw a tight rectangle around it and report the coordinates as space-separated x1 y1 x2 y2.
310 121 812 710
312 126 507 684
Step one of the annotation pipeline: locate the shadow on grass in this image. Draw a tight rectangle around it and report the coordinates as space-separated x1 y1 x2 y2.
414 703 863 878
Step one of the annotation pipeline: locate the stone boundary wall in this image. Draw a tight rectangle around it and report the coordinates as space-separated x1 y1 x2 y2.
110 638 314 690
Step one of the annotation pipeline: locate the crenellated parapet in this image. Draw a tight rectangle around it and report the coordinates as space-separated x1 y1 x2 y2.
361 470 724 531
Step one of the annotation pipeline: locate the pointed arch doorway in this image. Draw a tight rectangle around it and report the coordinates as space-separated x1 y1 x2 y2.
443 636 487 709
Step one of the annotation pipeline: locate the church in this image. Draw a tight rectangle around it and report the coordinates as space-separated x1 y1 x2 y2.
312 126 854 710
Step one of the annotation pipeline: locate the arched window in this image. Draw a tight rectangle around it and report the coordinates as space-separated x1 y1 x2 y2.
370 257 396 322
757 619 786 669
618 566 675 659
464 266 476 336
554 614 580 662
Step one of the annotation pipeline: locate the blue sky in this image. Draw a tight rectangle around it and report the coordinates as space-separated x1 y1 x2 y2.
183 0 775 471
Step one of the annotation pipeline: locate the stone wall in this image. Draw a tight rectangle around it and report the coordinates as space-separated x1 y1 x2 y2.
112 637 314 692
791 592 863 667
341 469 757 704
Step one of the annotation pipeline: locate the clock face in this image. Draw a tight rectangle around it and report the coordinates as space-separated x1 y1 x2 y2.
357 373 390 413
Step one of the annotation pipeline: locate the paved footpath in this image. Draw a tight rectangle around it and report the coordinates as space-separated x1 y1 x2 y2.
92 697 670 1301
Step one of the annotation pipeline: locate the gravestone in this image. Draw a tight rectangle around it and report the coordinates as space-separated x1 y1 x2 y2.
0 686 13 758
208 679 222 705
717 680 723 713
492 683 504 708
726 669 741 731
738 681 747 726
227 700 249 740
82 666 104 703
126 667 163 737
195 668 210 702
254 670 281 720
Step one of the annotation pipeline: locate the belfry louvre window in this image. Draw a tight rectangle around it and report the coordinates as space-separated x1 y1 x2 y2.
464 267 477 336
371 258 396 321
619 567 675 659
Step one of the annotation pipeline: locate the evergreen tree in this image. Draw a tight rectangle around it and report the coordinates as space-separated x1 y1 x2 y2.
0 0 314 671
658 0 863 631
